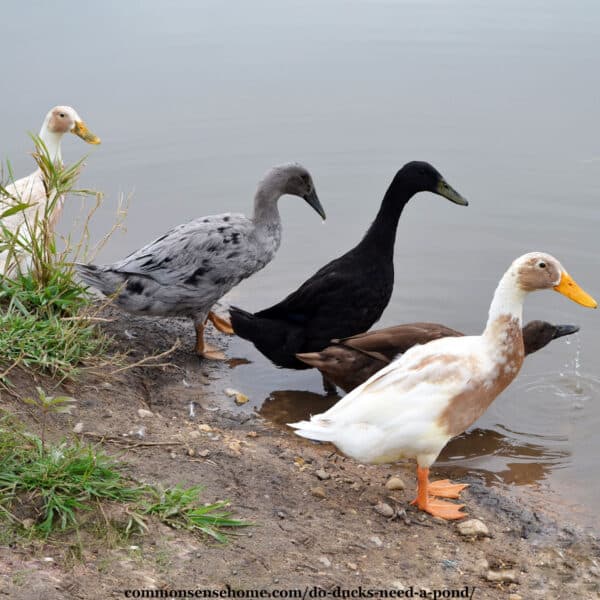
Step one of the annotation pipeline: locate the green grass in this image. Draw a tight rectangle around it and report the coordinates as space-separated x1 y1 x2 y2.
0 135 112 379
0 414 249 543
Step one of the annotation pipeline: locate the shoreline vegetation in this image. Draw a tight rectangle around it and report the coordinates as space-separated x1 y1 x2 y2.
0 142 248 550
0 143 598 597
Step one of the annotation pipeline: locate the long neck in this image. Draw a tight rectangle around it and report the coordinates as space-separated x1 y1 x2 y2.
483 270 526 339
252 186 282 230
358 177 413 257
39 125 63 164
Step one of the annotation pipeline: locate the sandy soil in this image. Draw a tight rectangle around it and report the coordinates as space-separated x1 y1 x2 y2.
1 308 599 599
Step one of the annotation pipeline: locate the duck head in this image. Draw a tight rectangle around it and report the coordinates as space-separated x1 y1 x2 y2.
395 161 468 206
261 163 326 220
39 106 100 162
522 320 580 354
512 252 597 307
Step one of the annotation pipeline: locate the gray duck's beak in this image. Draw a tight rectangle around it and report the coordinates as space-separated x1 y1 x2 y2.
303 189 326 220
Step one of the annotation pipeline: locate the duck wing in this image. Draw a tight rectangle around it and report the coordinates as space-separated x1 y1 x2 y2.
338 322 464 362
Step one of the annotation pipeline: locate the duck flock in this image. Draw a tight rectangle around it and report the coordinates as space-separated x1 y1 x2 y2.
3 105 597 520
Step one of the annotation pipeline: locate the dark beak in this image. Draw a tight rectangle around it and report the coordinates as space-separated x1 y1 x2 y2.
303 189 326 220
435 178 468 206
553 324 580 339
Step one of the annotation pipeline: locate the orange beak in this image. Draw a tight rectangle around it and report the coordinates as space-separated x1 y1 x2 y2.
554 271 597 308
72 120 101 145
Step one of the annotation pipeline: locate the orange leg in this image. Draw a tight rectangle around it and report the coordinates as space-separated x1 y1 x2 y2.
195 323 227 360
410 466 467 520
207 311 234 335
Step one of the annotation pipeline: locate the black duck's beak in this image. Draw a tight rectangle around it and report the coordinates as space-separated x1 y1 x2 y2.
435 178 468 206
304 189 326 220
553 324 580 339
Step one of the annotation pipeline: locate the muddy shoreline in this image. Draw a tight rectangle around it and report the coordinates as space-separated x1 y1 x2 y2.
1 308 599 599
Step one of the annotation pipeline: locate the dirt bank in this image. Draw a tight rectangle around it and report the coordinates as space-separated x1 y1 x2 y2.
1 308 599 599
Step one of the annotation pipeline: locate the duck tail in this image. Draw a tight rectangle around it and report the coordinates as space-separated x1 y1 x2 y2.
74 263 123 296
288 418 336 442
229 306 259 341
296 351 327 369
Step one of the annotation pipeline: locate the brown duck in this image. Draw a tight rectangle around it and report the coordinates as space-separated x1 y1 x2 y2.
297 320 580 394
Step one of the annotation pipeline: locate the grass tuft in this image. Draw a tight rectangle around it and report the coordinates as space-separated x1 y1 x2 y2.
0 135 119 379
0 413 249 543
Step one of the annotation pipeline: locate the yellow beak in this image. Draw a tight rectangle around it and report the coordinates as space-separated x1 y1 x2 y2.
554 271 597 308
72 121 101 145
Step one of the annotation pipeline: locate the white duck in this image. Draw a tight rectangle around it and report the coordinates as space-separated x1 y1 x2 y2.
0 106 100 273
76 163 325 360
290 252 596 520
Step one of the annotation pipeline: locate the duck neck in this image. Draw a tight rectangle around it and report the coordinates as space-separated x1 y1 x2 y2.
39 126 63 164
483 269 526 342
253 187 282 231
359 177 413 257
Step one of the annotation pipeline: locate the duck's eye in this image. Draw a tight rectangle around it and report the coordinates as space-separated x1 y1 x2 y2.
59 113 65 118
538 262 546 269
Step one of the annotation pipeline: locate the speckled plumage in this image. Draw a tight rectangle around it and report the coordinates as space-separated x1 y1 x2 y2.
76 163 324 351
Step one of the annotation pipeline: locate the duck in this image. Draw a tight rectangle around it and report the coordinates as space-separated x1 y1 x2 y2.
297 320 581 393
230 161 468 372
290 252 596 520
0 106 100 273
75 163 325 360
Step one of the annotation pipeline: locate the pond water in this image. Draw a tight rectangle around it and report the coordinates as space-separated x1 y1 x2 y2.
3 0 599 525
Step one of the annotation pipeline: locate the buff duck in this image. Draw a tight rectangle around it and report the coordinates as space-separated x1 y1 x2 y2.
230 161 467 370
298 320 580 393
290 253 596 520
1 106 100 273
76 163 325 359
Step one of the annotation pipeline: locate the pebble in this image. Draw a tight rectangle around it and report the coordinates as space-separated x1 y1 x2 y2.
72 422 84 434
457 519 490 538
311 486 327 499
225 388 249 405
137 409 154 419
370 535 383 547
22 518 35 529
486 569 517 583
318 556 332 568
198 449 211 458
187 448 195 457
169 451 177 459
374 502 395 518
347 562 358 571
198 423 213 432
315 469 330 481
385 477 405 491
508 595 523 600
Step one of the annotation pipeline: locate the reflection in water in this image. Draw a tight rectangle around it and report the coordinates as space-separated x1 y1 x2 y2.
258 389 570 489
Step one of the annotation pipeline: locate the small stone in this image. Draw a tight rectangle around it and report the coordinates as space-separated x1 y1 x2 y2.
318 556 331 568
22 518 35 529
457 519 490 538
315 469 330 480
311 486 327 499
474 558 489 575
369 535 383 547
137 408 154 419
102 411 113 419
198 449 211 458
385 476 405 491
374 502 395 518
72 422 84 434
277 511 286 519
225 388 249 405
486 569 517 583
509 595 523 600
347 562 357 571
198 423 213 432
169 451 177 459
42 557 54 563
187 448 195 457
246 431 258 438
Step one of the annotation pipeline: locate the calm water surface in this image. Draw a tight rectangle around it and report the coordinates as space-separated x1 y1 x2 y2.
3 0 600 523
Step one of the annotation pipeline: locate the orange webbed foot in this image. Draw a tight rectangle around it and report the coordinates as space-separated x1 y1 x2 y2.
208 311 234 335
419 498 467 520
427 479 469 499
